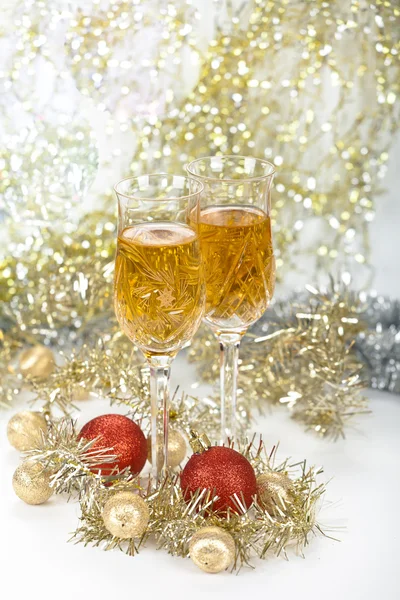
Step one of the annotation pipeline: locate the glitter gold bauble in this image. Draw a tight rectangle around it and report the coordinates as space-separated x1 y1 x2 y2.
102 491 149 539
12 461 53 505
19 345 55 379
147 429 186 469
256 472 294 515
7 411 47 451
189 526 235 574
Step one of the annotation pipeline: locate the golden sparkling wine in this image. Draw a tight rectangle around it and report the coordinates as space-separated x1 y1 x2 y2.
114 222 205 356
195 205 275 331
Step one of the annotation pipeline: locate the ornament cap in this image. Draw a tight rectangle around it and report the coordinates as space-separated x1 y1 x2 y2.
189 429 211 454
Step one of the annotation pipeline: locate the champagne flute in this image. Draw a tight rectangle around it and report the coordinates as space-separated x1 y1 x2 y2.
114 174 205 483
186 156 276 443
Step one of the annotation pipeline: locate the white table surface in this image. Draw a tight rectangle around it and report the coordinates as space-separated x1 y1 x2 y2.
1 139 399 600
1 358 400 600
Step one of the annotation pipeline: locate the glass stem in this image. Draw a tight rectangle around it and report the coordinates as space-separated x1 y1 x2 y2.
218 332 242 444
148 355 172 486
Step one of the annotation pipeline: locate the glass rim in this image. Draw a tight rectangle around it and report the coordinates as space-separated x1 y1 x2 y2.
186 154 276 182
114 173 204 202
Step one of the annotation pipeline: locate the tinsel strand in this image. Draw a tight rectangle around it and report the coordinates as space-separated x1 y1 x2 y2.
71 439 329 570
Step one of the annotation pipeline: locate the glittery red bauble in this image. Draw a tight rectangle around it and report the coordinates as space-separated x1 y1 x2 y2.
78 414 147 476
180 446 257 513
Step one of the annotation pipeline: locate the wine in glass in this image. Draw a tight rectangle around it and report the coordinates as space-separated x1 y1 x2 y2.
187 156 275 442
114 174 205 483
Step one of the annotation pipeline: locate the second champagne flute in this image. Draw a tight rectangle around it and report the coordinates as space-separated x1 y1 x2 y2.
187 156 276 443
114 174 205 483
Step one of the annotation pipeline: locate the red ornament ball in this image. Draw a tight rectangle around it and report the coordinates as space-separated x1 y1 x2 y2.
180 446 257 513
78 414 147 476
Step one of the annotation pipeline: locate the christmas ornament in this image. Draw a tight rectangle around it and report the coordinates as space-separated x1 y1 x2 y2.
21 338 220 435
7 411 47 452
19 345 55 379
73 478 144 556
138 441 328 570
12 461 53 505
189 526 235 574
102 491 149 539
257 472 294 516
26 418 132 497
147 429 186 469
180 434 257 513
78 414 147 476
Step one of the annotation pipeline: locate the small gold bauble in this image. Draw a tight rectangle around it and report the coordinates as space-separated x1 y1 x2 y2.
102 491 149 539
12 461 53 505
7 411 47 451
147 429 186 468
256 472 294 515
19 345 55 379
189 526 235 574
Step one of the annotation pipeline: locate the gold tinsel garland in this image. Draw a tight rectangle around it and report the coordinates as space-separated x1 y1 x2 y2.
27 336 139 415
0 212 115 341
25 418 134 496
2 278 370 440
109 369 225 441
71 481 147 557
21 337 223 436
71 440 329 571
189 280 369 439
12 425 331 571
11 410 332 570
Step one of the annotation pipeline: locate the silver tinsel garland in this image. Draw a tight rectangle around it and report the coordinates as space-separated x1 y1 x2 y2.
252 288 400 395
355 294 400 393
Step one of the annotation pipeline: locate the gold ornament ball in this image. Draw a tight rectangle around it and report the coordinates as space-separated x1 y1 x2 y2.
19 345 55 379
7 411 47 451
189 526 235 574
147 429 186 468
12 461 53 505
257 472 294 515
102 491 149 539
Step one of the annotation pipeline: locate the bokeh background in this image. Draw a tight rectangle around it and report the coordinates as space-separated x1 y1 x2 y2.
1 0 399 303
